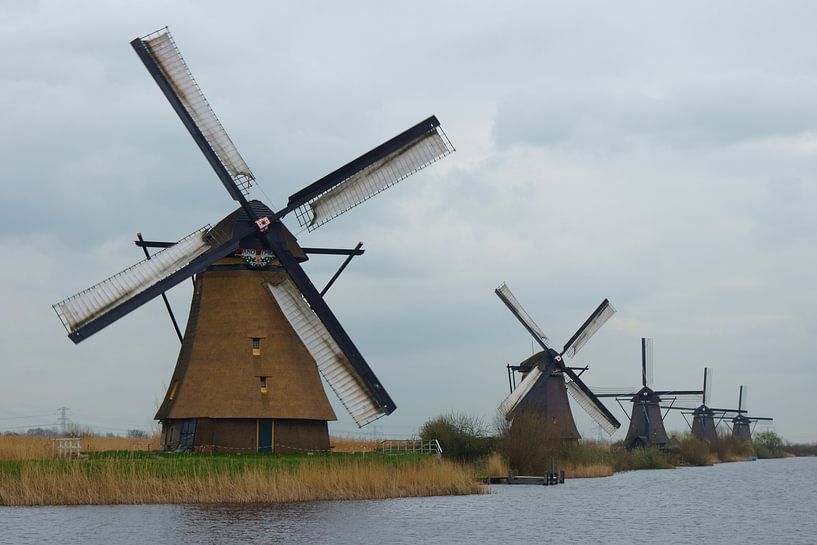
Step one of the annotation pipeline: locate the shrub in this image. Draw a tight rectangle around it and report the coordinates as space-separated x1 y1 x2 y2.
753 431 785 459
783 442 817 457
419 413 492 461
497 411 563 475
676 433 712 466
710 431 754 462
615 446 674 471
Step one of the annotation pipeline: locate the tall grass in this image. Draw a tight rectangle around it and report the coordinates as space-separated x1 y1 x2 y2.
675 434 714 466
710 433 754 462
0 435 159 461
562 463 614 478
0 453 483 506
476 452 509 478
329 436 381 453
616 446 674 470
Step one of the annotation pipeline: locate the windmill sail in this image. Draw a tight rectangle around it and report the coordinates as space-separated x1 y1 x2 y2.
562 365 620 434
565 380 619 435
654 392 706 403
642 337 654 388
289 116 453 231
266 278 392 427
54 226 229 341
739 385 748 413
495 282 550 349
703 367 713 405
498 365 546 418
132 28 255 200
562 299 615 358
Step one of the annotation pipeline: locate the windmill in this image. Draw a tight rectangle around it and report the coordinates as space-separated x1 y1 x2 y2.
674 368 721 443
496 282 621 441
595 338 702 449
729 386 773 441
52 28 454 453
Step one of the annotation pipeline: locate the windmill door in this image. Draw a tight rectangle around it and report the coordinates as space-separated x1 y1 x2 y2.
178 419 196 451
258 419 273 453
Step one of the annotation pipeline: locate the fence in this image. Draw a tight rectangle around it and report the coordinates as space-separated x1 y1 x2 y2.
379 439 442 458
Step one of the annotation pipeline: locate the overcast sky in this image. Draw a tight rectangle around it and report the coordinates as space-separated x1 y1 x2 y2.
1 1 815 442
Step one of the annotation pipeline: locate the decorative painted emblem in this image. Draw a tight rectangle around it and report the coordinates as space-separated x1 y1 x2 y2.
254 216 271 232
234 248 276 269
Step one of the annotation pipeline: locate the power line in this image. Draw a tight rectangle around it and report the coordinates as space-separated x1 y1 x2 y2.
0 413 55 421
0 423 58 431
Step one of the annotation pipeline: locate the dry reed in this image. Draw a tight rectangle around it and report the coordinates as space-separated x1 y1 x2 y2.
0 435 159 461
0 455 484 506
329 436 381 453
484 452 508 477
562 463 614 478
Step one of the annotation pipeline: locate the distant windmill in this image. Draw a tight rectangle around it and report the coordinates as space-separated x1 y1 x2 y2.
496 282 620 441
52 28 454 453
675 368 722 443
729 386 773 441
595 338 702 449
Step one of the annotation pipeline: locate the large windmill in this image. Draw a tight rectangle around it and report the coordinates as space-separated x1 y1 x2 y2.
52 28 454 453
729 386 773 441
496 283 621 441
595 338 702 449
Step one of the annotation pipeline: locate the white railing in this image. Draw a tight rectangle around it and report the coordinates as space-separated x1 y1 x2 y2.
379 439 442 458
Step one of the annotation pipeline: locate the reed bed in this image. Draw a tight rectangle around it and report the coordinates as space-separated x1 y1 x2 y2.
484 452 508 477
329 436 382 453
0 453 484 506
562 463 614 478
0 435 159 461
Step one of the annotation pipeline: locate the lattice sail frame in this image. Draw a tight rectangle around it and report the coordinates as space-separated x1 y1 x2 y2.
294 127 453 231
495 282 551 347
565 380 618 435
703 367 713 406
563 300 616 358
265 278 387 427
53 226 222 335
499 365 545 418
643 337 654 388
141 28 254 195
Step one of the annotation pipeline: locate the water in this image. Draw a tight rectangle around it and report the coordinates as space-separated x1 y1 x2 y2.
2 457 816 545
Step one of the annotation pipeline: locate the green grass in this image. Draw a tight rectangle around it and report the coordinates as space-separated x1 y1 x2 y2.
0 450 428 480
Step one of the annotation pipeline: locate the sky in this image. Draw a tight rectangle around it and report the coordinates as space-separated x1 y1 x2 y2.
1 1 815 442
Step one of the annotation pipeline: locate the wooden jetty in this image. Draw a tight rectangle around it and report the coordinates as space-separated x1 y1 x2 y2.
484 468 565 485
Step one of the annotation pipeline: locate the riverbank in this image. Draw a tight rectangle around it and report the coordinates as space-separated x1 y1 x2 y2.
0 452 484 506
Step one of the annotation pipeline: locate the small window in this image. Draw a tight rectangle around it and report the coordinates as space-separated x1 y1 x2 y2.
252 337 261 356
259 376 268 394
169 381 179 400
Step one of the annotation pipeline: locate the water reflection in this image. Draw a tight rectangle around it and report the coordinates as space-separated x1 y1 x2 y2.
2 457 816 545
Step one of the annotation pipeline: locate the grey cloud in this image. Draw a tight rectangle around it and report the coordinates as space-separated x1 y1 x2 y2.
493 79 817 150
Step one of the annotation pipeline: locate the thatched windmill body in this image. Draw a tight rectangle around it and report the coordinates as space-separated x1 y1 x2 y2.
53 28 453 452
496 283 621 441
595 338 702 449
